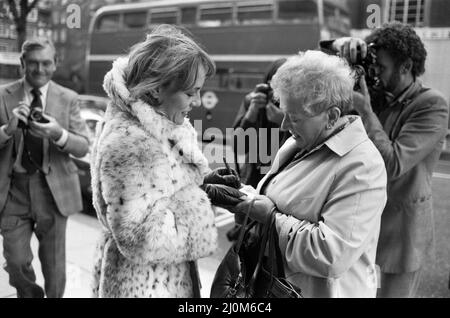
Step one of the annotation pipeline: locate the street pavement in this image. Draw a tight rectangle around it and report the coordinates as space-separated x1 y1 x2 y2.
0 207 235 298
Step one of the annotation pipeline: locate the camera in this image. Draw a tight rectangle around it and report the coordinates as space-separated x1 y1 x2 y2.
254 83 279 107
350 43 378 90
18 107 49 129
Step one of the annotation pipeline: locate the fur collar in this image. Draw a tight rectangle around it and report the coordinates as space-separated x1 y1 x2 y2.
103 57 211 178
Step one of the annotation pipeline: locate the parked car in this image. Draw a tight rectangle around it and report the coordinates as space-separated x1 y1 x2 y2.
72 95 108 216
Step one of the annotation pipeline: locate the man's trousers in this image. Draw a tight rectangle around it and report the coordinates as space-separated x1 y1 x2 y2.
0 171 67 298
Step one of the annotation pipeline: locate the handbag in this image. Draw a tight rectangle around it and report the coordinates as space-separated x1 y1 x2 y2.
210 201 303 298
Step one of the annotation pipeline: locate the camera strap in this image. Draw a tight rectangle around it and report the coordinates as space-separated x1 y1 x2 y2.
21 128 45 175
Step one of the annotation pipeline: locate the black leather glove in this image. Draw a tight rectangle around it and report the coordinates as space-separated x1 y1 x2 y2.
201 184 245 208
203 167 241 189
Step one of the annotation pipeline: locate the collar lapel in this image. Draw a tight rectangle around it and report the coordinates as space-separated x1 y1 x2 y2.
45 81 64 125
4 79 25 155
256 137 298 193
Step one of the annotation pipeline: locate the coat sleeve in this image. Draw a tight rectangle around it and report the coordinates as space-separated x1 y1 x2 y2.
98 137 217 266
0 95 13 148
275 150 387 278
363 92 448 181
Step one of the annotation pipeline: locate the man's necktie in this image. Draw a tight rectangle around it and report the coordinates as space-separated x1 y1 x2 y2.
21 88 44 174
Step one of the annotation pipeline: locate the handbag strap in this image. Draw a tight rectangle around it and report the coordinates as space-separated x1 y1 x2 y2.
268 216 286 277
247 209 277 290
235 199 256 253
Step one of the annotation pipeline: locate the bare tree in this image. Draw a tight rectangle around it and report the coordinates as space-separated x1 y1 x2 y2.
6 0 40 51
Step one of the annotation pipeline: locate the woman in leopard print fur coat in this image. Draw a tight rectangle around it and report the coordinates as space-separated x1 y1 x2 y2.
90 26 218 298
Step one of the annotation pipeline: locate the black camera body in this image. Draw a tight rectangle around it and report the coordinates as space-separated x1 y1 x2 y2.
254 83 279 107
351 43 378 90
18 107 49 129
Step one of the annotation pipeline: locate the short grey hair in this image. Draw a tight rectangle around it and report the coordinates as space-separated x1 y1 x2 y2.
271 50 354 116
125 24 216 106
21 37 57 61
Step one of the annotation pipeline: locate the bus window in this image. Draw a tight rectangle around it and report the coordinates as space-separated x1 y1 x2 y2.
123 11 147 29
95 13 120 32
277 0 317 22
229 72 263 90
208 68 263 91
181 7 197 25
237 3 273 24
150 9 178 25
199 5 233 27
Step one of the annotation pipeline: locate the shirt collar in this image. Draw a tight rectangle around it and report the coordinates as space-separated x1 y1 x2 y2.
324 116 369 157
23 79 50 101
386 79 421 108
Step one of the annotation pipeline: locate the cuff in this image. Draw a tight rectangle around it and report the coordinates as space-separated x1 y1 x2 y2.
54 129 69 148
275 213 299 252
0 125 13 144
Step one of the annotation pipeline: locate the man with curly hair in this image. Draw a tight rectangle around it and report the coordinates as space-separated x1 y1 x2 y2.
321 22 449 297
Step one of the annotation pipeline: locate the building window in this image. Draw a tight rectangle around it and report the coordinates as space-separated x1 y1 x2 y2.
388 0 425 27
53 30 58 43
60 29 66 43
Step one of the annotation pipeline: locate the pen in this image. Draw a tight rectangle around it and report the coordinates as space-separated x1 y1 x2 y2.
223 156 232 174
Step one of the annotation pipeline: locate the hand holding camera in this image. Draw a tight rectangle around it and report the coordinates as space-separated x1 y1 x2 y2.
7 102 63 141
28 113 63 141
352 75 373 116
333 37 368 64
332 37 378 89
5 102 31 135
245 91 268 123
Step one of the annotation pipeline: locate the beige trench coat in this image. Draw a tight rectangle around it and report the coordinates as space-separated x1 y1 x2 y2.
257 117 387 297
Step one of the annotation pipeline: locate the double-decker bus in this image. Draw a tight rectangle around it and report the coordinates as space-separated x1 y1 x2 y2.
87 0 350 142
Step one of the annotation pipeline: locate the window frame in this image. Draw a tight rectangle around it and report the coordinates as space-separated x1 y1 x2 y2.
236 0 275 25
198 3 235 27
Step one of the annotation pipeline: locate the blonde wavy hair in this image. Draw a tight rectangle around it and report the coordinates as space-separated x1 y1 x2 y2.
125 24 216 106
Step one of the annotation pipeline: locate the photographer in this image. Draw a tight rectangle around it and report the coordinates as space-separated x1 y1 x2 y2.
321 22 449 298
228 59 290 240
232 58 290 188
0 38 89 297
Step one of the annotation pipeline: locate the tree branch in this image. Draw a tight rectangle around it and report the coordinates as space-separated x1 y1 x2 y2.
6 0 19 21
27 0 39 14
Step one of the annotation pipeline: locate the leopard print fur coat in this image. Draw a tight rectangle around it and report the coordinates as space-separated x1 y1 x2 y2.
90 57 217 298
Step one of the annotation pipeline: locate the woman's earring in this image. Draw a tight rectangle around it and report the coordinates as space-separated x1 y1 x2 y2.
327 122 334 130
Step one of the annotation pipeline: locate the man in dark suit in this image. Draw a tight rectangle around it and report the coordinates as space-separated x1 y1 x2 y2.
0 38 89 297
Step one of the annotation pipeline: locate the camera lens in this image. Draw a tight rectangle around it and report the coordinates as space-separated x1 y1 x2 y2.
30 107 43 122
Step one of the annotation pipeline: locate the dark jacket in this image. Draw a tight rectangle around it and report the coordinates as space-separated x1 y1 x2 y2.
232 94 290 187
366 80 448 272
319 40 449 272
